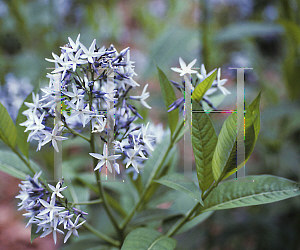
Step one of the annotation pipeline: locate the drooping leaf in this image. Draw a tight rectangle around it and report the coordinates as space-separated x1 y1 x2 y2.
154 173 203 205
156 65 178 136
130 208 180 226
0 102 17 149
192 101 217 192
191 69 217 103
212 105 256 182
201 175 300 212
0 150 41 179
121 228 176 250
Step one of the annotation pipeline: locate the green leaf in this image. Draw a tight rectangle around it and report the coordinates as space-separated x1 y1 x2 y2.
0 102 17 149
154 173 203 205
0 150 40 179
177 210 214 234
130 208 180 226
191 69 217 103
121 228 176 250
248 92 261 143
192 101 218 192
156 65 179 136
201 175 300 212
31 223 43 243
15 92 33 159
212 105 256 182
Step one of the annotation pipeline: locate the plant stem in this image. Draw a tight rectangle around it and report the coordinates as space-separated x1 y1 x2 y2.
166 182 218 237
63 121 90 142
68 198 103 206
120 119 185 230
81 220 120 247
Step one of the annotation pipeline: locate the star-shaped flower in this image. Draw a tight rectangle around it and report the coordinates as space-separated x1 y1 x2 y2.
130 84 151 109
80 39 105 63
38 197 65 221
48 181 68 198
89 143 121 173
41 124 68 152
215 68 230 95
64 215 86 243
171 57 198 76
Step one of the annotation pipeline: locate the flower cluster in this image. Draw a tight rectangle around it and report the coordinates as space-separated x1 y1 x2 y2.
169 57 230 112
15 172 87 244
19 34 163 177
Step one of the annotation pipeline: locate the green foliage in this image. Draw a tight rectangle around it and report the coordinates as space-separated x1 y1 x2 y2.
191 69 217 103
0 102 17 149
155 172 203 205
121 228 176 250
192 101 218 192
212 96 260 182
201 175 300 212
31 224 43 243
156 65 178 136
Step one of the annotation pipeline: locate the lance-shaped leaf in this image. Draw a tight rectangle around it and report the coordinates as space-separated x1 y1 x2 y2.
154 173 203 205
192 101 217 192
201 175 300 212
157 65 178 136
212 104 256 182
31 224 43 243
0 102 17 149
248 92 261 143
121 228 176 250
191 69 217 103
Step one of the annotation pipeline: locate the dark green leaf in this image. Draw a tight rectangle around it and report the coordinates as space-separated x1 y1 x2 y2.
154 173 203 205
121 228 176 250
192 101 217 192
31 224 43 243
156 65 178 136
202 175 300 212
191 69 217 103
0 102 17 149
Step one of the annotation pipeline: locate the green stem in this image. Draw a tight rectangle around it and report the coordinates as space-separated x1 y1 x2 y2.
81 220 120 247
120 119 185 230
63 121 90 142
68 198 102 206
166 182 218 237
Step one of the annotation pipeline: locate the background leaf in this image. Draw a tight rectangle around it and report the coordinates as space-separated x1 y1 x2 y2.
156 65 178 136
192 101 217 192
0 102 17 149
121 228 176 250
154 172 203 205
201 175 300 212
31 224 43 243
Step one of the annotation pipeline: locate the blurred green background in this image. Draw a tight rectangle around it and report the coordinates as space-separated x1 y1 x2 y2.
1 0 300 249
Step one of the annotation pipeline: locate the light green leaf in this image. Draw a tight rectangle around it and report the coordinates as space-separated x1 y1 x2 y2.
202 175 300 212
154 173 203 205
191 69 217 103
0 102 17 149
156 65 178 136
212 105 256 182
192 101 217 192
121 228 176 250
0 150 40 179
